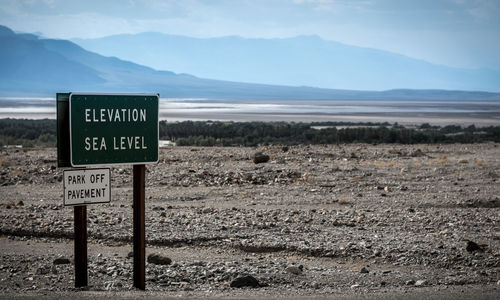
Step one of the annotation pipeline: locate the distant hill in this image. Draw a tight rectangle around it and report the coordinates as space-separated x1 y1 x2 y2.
0 25 104 94
74 32 500 92
1 25 500 101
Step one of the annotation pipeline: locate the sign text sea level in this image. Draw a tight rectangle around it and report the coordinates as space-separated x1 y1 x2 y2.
84 136 147 151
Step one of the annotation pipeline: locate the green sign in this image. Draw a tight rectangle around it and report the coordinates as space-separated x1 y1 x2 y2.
70 93 159 167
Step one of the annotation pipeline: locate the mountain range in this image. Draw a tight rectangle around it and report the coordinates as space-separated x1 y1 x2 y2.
1 24 500 101
74 32 500 92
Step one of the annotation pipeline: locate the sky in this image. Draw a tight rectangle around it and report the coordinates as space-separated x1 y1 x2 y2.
0 0 499 70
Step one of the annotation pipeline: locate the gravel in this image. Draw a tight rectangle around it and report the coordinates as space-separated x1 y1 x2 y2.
0 144 499 296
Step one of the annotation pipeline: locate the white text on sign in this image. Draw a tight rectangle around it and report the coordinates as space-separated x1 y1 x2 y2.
83 108 149 152
84 108 146 123
84 136 147 151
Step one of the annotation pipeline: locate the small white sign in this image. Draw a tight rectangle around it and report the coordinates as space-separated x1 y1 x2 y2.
64 168 111 206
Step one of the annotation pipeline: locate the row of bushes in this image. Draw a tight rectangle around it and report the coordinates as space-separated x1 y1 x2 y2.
1 119 499 148
161 121 500 146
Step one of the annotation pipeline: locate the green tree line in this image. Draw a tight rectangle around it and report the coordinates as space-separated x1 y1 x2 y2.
0 118 56 147
161 121 500 146
1 119 499 148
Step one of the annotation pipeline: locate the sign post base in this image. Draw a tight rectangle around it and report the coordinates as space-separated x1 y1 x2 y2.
133 164 146 290
74 205 88 287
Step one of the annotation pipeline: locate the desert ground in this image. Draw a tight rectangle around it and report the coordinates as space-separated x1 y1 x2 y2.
0 144 499 299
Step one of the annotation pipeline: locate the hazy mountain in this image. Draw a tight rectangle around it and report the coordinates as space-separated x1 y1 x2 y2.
0 25 104 94
1 25 500 101
74 33 500 92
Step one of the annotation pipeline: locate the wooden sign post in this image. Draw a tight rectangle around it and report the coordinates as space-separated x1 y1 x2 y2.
74 206 88 287
57 93 159 290
133 165 146 289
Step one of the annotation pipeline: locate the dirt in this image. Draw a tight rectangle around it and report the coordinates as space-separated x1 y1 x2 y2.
0 144 499 298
